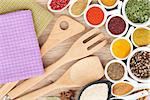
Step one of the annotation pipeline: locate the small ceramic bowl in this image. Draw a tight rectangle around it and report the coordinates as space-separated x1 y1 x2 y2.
105 14 129 37
69 0 92 17
122 0 150 27
127 47 150 83
98 0 119 9
78 80 112 100
105 60 127 83
110 37 133 60
130 27 150 47
84 4 107 27
47 0 71 13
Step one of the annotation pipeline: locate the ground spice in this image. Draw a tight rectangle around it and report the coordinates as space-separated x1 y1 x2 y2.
108 16 126 35
50 0 70 10
133 28 150 46
130 51 150 79
100 0 117 6
86 7 104 25
71 0 88 16
113 82 134 96
107 62 124 81
112 39 131 59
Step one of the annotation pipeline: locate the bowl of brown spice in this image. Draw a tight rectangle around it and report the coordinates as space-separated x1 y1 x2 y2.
105 60 127 83
127 47 150 83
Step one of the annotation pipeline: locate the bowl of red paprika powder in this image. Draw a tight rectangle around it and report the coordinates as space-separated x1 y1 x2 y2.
47 0 71 12
84 4 107 27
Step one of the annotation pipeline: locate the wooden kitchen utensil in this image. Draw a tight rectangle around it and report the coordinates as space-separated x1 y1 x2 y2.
8 28 107 99
0 15 85 100
0 81 18 99
16 56 104 100
41 15 85 57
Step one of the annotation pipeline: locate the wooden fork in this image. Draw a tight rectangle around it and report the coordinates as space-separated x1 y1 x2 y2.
8 28 107 99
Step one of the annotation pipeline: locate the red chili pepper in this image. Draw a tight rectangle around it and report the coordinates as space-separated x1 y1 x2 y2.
50 0 70 10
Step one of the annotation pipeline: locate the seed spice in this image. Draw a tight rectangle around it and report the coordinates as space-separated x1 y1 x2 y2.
130 51 150 79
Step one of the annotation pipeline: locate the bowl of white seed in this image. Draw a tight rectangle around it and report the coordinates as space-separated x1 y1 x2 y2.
127 47 150 83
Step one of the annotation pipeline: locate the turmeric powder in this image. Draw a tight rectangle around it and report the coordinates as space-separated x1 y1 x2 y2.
112 39 131 59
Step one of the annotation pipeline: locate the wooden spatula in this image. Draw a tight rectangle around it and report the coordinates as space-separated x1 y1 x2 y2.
8 28 107 99
41 15 85 57
16 56 104 100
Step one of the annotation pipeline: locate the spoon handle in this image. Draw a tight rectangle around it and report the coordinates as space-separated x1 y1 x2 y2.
124 90 149 100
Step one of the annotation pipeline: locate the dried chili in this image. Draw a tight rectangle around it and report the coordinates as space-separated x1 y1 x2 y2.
50 0 70 10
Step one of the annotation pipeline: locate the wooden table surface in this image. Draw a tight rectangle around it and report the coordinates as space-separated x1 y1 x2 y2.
1 0 114 99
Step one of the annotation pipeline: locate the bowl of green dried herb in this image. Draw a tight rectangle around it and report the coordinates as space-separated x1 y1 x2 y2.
122 0 150 27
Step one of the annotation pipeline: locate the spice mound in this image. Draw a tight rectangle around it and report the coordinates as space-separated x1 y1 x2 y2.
108 16 126 35
100 0 117 6
80 83 108 100
130 51 150 79
112 39 131 59
50 0 70 10
133 28 150 47
107 62 125 81
86 6 104 25
125 0 150 23
112 82 134 96
70 0 88 16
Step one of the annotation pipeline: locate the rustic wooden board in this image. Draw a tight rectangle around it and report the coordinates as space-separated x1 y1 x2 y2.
0 0 114 99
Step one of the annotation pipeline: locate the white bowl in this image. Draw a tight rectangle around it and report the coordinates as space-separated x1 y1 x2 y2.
122 0 150 27
98 0 119 9
105 14 129 37
105 60 127 83
69 0 92 17
127 47 150 83
84 4 107 28
47 0 71 13
131 27 150 47
110 37 133 60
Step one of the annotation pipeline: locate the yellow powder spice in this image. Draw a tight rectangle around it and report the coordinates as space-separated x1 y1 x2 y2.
112 39 131 58
133 28 150 47
100 0 117 6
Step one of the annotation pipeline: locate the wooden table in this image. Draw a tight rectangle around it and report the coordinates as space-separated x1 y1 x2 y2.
1 0 114 99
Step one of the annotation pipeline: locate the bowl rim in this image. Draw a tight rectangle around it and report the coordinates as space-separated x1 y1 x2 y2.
127 47 150 83
105 14 129 38
110 37 133 60
84 4 107 28
122 0 150 27
98 0 119 9
47 0 71 13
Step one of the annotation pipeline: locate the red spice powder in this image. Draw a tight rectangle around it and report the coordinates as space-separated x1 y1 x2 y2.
86 7 104 25
108 16 126 35
50 0 70 10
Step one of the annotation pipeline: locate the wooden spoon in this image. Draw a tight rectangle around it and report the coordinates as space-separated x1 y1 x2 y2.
41 15 85 57
16 56 104 100
8 28 107 99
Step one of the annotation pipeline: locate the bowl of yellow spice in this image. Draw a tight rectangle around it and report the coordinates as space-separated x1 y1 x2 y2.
130 27 150 47
69 0 91 17
110 37 133 60
98 0 119 9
